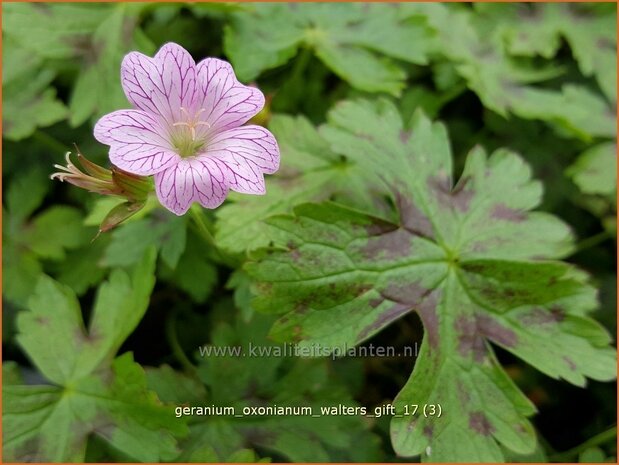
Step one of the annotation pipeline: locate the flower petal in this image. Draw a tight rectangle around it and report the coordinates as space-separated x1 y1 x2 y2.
194 58 265 134
205 125 280 194
154 157 230 215
94 109 180 176
121 43 197 124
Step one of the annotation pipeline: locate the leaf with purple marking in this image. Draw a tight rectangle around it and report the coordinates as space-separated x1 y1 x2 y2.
247 99 617 462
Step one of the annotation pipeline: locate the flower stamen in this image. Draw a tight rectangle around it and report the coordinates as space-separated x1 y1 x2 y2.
173 107 212 141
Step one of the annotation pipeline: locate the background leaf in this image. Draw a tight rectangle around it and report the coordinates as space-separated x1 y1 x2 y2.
224 3 433 95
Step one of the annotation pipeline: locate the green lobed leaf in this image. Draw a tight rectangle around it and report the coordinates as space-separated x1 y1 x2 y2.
3 187 94 307
247 99 617 461
17 248 157 384
224 3 433 95
4 249 186 462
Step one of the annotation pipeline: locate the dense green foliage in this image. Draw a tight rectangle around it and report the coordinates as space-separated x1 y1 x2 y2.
3 3 617 463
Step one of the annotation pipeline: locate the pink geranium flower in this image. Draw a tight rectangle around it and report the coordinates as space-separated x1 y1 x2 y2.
94 42 279 215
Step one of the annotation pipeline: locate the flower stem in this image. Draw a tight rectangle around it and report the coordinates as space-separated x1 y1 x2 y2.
32 130 68 155
189 205 240 267
548 426 616 462
573 230 612 254
292 46 313 80
189 205 217 246
165 312 198 375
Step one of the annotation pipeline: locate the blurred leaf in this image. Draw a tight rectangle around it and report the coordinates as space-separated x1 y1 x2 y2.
567 143 617 233
224 3 432 95
579 447 607 463
184 444 269 463
4 171 94 306
2 246 43 309
6 166 50 225
248 100 617 461
3 68 67 140
2 36 43 85
226 270 255 322
68 4 156 126
4 250 187 462
476 3 617 101
54 238 110 296
3 3 111 59
416 3 615 140
22 206 91 260
148 313 382 463
3 362 24 386
103 213 187 268
502 437 548 462
145 364 206 405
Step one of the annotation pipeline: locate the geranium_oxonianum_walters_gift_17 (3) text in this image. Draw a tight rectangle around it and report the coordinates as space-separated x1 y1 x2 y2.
93 42 280 215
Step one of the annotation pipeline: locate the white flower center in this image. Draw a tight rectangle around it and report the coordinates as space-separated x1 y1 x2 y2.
171 107 211 157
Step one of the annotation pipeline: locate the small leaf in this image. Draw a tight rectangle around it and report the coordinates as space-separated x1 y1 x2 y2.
54 237 110 295
99 201 147 233
567 142 617 197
